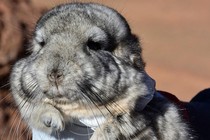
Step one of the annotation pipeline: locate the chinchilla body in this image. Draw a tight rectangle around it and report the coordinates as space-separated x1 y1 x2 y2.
10 3 191 140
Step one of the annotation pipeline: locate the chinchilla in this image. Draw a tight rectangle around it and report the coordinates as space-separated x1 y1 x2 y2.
10 3 192 140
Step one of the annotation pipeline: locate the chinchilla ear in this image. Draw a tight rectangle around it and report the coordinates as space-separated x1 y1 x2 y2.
113 33 145 71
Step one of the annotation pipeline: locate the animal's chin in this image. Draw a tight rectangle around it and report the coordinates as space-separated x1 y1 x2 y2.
43 95 72 105
43 92 73 102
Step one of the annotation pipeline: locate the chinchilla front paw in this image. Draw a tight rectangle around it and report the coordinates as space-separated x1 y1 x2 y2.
30 104 65 134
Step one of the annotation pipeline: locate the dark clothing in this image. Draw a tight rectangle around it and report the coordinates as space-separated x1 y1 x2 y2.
159 88 210 140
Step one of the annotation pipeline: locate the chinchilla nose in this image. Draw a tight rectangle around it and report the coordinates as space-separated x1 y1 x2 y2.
48 70 64 84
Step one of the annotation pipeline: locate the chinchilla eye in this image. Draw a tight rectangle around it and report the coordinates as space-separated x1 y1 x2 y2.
86 40 102 51
38 41 46 47
35 37 46 47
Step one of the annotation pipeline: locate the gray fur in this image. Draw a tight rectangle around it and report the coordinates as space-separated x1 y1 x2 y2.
10 2 191 139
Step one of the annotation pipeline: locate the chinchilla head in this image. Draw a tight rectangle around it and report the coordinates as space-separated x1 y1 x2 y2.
11 3 154 111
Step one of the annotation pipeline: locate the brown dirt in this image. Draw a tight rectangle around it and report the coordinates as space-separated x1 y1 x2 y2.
0 0 209 139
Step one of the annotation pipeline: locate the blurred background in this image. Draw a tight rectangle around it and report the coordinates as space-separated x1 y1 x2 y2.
0 0 209 139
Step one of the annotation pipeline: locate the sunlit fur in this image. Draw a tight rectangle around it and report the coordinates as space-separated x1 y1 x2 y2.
10 3 191 139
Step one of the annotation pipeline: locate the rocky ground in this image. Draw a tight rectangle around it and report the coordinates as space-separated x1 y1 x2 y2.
0 0 209 139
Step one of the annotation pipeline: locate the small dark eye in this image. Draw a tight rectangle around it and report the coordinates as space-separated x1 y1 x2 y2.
87 40 102 51
39 41 46 47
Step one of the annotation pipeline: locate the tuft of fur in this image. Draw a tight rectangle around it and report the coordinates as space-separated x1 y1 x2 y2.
10 2 191 139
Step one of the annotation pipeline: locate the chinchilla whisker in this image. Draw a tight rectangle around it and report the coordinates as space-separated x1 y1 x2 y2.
3 98 30 140
79 77 135 123
23 83 40 100
79 81 115 117
13 113 24 140
76 91 109 137
78 93 104 131
64 96 96 137
0 121 10 140
77 76 146 138
0 82 10 89
26 126 32 140
79 90 107 121
18 95 33 111
83 92 139 139
7 112 22 140
25 80 38 91
83 84 140 138
0 103 18 139
18 126 31 140
0 92 12 103
77 83 110 118
102 101 138 138
25 82 37 90
16 96 35 134
85 89 115 118
85 82 127 113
